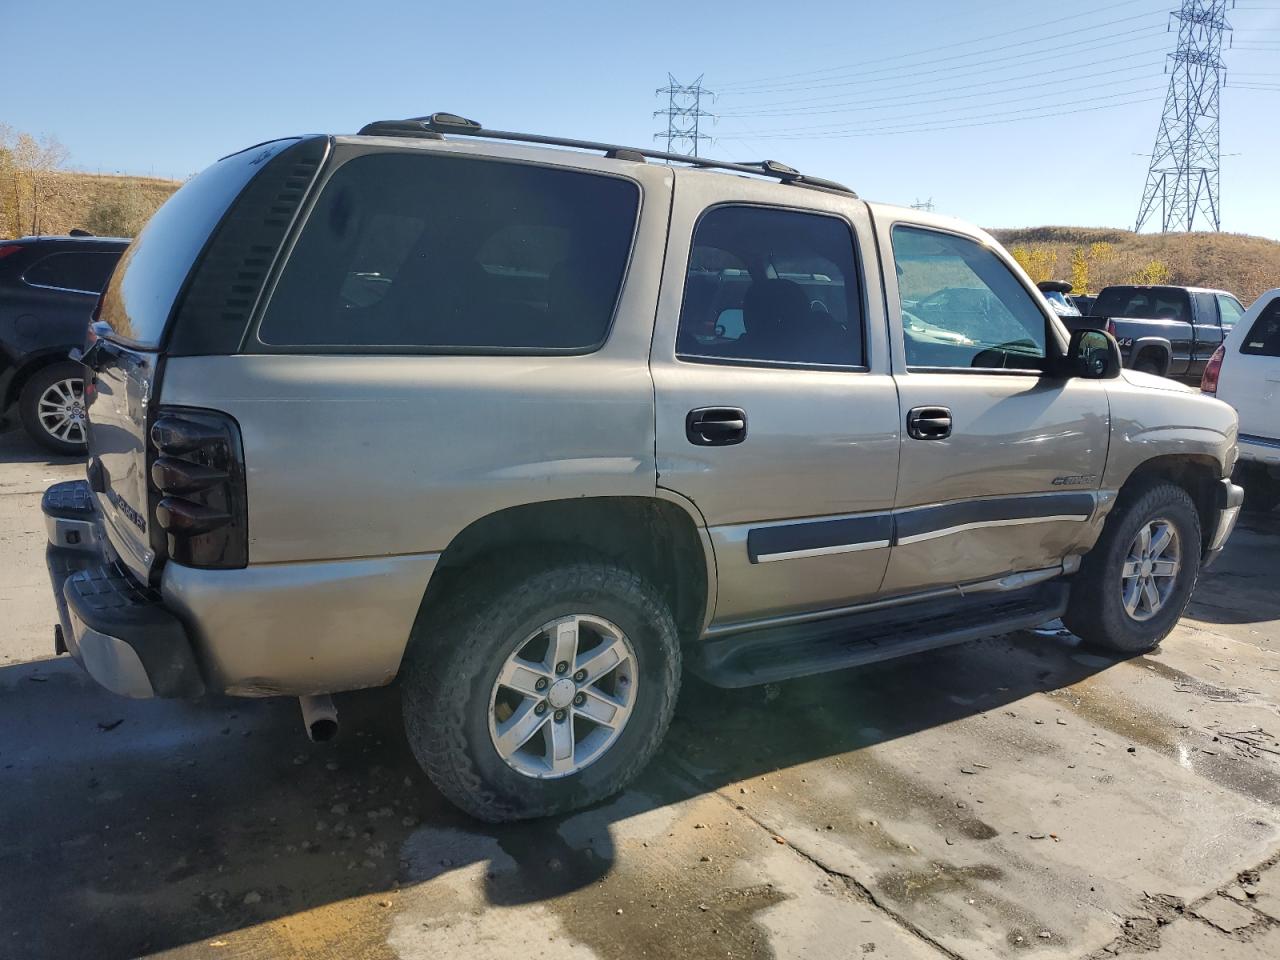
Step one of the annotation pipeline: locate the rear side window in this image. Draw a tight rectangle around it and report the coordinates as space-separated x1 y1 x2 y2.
1093 286 1191 323
676 205 864 367
1241 297 1280 357
258 153 640 352
23 250 121 294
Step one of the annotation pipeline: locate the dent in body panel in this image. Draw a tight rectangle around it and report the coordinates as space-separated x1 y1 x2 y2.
162 552 439 695
1101 377 1238 490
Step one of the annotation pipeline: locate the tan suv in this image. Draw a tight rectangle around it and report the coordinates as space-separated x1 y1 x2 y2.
41 114 1243 821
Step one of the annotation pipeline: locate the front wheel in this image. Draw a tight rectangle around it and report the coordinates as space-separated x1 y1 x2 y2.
1064 481 1202 654
401 556 681 822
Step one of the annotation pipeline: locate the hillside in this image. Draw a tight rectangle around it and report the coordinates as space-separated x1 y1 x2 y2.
1 168 180 240
988 226 1280 305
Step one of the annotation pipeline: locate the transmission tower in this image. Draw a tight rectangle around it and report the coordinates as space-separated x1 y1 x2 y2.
1134 0 1233 233
910 197 936 212
654 74 714 157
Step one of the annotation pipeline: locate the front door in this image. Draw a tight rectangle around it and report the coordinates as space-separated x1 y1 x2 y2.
651 174 900 629
875 219 1110 595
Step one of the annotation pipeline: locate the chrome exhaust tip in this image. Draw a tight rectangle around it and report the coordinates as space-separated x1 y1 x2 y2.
299 694 338 742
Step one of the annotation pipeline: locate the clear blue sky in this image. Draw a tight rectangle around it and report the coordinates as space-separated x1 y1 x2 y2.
8 0 1279 237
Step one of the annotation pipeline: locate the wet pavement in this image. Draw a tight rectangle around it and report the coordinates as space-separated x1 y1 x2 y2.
2 429 1278 959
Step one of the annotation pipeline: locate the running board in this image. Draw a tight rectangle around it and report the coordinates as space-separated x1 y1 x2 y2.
688 581 1069 688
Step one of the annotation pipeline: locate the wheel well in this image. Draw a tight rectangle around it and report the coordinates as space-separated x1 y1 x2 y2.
5 352 73 411
422 497 710 644
1132 345 1169 372
1121 455 1220 554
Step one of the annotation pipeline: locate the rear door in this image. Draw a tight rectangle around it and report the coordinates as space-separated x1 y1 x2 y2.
651 174 899 628
1191 291 1225 377
875 217 1108 595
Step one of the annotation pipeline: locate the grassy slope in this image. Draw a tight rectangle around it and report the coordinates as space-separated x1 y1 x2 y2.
988 226 1280 305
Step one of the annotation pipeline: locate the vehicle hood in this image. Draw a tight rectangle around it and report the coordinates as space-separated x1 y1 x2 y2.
1119 369 1197 394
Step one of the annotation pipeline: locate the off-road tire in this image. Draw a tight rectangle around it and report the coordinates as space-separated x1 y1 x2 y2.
400 555 681 822
1239 465 1280 514
1064 480 1202 654
19 361 87 456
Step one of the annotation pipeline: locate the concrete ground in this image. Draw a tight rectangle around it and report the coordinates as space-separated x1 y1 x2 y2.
1 427 1278 960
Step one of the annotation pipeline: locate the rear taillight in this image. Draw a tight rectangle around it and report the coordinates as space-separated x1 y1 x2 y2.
1106 319 1117 337
0 244 22 260
149 409 248 568
1201 344 1226 395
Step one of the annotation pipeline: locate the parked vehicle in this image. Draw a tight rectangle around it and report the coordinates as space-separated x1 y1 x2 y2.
40 115 1244 822
1203 288 1280 512
1036 280 1081 318
0 235 128 454
1070 293 1096 316
1068 284 1245 383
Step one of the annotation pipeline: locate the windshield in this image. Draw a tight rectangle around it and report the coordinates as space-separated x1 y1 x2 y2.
97 139 301 347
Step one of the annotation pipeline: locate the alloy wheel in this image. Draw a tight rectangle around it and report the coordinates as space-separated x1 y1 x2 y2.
488 614 637 779
36 377 87 447
1120 518 1181 622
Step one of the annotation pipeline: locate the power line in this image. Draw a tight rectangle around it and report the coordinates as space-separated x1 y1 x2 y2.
716 55 1168 120
654 74 714 157
717 92 1165 141
714 0 1165 91
1135 0 1234 233
716 23 1167 98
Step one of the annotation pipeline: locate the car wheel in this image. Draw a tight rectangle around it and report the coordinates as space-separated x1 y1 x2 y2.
1133 356 1163 376
1238 465 1280 514
1064 480 1201 655
18 361 88 456
401 555 681 822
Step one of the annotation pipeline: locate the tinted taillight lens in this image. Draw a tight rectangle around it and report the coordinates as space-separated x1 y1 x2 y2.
1106 319 1117 337
1201 344 1226 395
149 408 247 568
0 244 22 260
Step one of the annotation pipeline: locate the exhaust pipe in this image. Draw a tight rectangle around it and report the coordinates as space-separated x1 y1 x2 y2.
299 694 339 742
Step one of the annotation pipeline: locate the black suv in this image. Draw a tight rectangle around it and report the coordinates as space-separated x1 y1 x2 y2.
0 235 128 454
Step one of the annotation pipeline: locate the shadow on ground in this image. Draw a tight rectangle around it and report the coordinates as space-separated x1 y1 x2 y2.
1 627 1128 959
1 513 1275 958
0 427 83 466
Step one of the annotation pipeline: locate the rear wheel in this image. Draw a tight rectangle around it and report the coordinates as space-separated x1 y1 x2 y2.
401 555 681 822
1064 480 1201 654
19 361 88 456
1238 464 1280 514
1133 354 1164 377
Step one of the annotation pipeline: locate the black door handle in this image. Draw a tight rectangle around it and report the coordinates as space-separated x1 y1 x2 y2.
686 407 747 446
907 405 952 440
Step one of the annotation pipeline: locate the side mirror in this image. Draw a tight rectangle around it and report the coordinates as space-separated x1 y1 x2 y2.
1064 328 1122 379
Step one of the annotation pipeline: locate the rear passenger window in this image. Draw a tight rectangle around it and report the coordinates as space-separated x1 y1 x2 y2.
1241 298 1280 357
259 153 639 351
676 206 864 368
23 251 120 294
891 226 1047 372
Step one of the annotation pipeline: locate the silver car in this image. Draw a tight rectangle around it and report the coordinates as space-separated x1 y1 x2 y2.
41 113 1244 821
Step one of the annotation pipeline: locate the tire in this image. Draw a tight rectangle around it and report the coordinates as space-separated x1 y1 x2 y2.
401 555 681 822
1133 355 1164 377
1064 480 1202 655
18 361 88 456
1239 466 1280 514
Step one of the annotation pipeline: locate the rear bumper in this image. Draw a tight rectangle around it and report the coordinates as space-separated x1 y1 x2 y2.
1203 477 1245 568
43 478 439 699
43 480 205 699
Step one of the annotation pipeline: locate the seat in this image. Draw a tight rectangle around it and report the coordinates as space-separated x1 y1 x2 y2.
736 279 809 360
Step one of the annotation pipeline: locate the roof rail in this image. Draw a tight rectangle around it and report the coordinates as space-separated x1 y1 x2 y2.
356 113 857 197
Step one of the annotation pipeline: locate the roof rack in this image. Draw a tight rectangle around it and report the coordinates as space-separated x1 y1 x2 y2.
356 113 857 197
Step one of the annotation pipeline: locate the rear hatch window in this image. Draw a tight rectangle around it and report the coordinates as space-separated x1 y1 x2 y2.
256 151 640 352
97 138 307 348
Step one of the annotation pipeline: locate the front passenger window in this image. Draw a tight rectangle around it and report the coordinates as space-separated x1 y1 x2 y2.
891 226 1048 372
